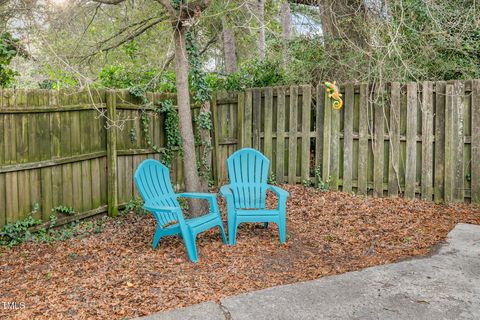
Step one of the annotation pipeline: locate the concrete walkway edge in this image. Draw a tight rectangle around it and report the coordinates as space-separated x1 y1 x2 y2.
138 223 480 320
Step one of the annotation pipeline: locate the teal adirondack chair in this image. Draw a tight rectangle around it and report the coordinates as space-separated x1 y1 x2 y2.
220 148 289 245
134 159 227 263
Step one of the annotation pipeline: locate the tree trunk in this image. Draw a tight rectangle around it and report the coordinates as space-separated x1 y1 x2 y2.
281 2 292 40
222 17 237 74
319 0 368 49
173 25 207 216
318 0 369 80
256 0 266 60
280 2 292 68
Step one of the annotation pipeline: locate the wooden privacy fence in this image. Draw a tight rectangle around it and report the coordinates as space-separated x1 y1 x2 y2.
1 80 479 227
0 89 193 227
211 80 480 204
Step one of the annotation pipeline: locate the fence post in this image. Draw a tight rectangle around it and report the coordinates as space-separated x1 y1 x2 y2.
322 84 332 183
106 90 118 217
211 92 220 185
472 80 480 203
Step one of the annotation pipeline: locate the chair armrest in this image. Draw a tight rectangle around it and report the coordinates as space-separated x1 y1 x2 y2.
176 193 220 213
143 204 181 214
220 184 236 215
267 185 288 212
219 184 233 197
176 192 216 200
267 185 289 198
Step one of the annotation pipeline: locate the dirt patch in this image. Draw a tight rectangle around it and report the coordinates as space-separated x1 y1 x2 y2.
1 185 479 319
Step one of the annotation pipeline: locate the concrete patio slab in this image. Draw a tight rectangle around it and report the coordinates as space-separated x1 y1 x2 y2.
136 301 226 320
138 223 480 320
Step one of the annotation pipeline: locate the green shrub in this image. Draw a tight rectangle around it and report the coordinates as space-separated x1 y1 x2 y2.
0 203 43 246
97 64 160 91
0 32 23 87
314 166 330 192
220 59 285 91
122 197 145 215
52 205 76 216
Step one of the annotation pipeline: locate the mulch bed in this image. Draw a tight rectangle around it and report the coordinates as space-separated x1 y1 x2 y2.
1 185 479 319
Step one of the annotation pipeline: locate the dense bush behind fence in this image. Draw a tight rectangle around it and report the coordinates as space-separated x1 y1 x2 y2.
0 80 479 227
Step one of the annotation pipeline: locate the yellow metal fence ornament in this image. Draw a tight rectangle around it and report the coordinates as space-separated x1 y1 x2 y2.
324 81 343 109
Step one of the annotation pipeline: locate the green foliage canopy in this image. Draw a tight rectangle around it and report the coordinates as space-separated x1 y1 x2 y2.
0 32 22 87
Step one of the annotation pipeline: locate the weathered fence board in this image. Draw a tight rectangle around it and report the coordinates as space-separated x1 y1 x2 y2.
434 81 446 202
276 87 286 183
315 84 325 178
300 85 311 181
357 84 369 195
453 81 465 202
330 93 340 190
264 87 273 165
388 82 401 196
288 86 299 184
342 84 354 193
472 80 480 203
444 84 455 202
373 87 384 197
421 81 434 200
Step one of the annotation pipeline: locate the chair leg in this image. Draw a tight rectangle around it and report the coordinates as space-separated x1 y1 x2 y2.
264 222 269 229
182 232 198 263
152 226 163 249
218 222 227 244
228 219 238 246
278 216 286 244
179 224 198 263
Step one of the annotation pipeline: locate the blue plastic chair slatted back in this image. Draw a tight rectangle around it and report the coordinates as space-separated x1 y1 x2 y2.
134 159 180 225
227 148 269 209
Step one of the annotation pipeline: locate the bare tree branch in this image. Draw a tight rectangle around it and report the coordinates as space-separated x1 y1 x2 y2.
96 17 167 52
72 3 102 53
198 34 217 55
98 15 160 45
70 15 167 60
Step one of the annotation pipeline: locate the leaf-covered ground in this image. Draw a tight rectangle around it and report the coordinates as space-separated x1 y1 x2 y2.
1 185 479 319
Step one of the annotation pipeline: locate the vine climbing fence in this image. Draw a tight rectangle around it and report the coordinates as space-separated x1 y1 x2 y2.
0 79 479 227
